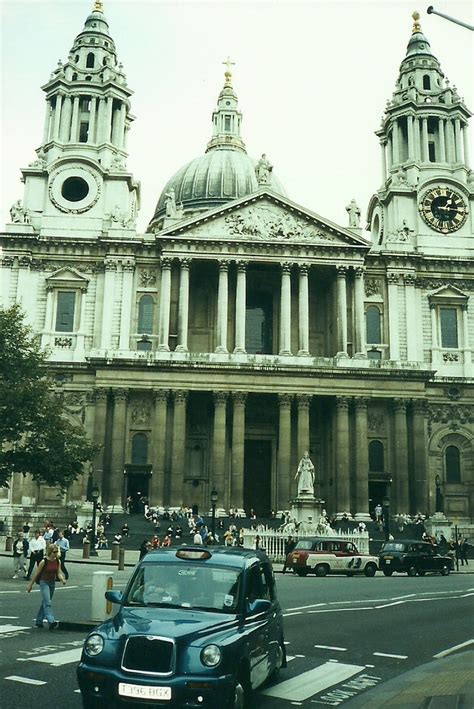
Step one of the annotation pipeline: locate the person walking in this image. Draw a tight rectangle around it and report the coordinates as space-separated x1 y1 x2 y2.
460 538 470 566
12 531 28 579
27 543 66 630
25 529 46 580
56 530 70 580
282 535 296 574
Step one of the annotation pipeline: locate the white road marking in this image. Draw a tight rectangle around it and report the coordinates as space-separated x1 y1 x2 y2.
309 607 374 613
0 591 21 595
5 676 47 685
261 662 365 701
284 612 303 617
315 645 347 652
21 647 82 666
74 690 81 693
433 639 474 658
0 624 30 633
373 652 408 659
375 601 405 609
0 615 18 619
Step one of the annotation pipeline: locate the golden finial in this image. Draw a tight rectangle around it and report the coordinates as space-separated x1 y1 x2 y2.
412 10 421 33
93 0 104 12
222 56 235 85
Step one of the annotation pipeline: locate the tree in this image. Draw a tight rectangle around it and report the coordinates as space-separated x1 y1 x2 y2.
0 304 98 489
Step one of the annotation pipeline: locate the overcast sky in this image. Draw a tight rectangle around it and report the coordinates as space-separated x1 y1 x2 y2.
1 0 473 235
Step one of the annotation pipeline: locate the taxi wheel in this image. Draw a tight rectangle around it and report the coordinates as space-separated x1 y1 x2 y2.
364 564 377 577
315 565 328 577
383 570 393 576
228 668 251 709
407 566 417 577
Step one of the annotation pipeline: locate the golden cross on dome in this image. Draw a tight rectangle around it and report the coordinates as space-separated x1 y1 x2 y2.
412 10 421 33
222 56 235 74
93 0 104 12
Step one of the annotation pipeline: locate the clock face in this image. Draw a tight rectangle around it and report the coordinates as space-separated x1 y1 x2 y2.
419 187 467 233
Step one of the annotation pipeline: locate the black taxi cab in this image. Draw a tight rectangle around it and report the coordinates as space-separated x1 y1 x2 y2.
378 540 454 576
77 546 286 708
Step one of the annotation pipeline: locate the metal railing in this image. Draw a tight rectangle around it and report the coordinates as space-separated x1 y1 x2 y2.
242 529 370 562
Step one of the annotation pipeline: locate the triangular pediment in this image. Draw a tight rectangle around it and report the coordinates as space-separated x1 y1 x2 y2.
428 284 468 302
158 189 370 250
45 266 90 289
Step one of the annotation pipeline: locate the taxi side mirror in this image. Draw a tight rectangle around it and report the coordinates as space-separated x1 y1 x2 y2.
105 590 123 604
247 598 271 615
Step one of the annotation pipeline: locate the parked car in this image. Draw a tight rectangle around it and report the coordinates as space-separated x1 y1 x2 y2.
378 540 454 576
286 537 379 577
77 545 286 708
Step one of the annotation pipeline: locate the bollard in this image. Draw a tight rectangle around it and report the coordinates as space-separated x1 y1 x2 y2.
5 536 13 552
82 539 91 559
91 571 115 622
118 547 125 570
111 541 120 561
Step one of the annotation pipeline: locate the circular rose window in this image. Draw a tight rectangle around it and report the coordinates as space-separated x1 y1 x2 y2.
49 166 101 213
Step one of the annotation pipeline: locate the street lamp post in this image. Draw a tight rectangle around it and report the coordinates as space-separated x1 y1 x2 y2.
90 484 100 556
383 494 391 542
210 489 218 541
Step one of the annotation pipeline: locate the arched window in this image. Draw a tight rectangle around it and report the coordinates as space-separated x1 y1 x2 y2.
138 295 154 333
86 52 95 68
369 440 384 471
366 305 381 344
445 445 461 483
131 433 148 465
423 74 431 90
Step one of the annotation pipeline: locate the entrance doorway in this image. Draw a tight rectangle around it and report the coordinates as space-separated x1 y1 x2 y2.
368 480 388 516
126 468 150 513
244 440 272 516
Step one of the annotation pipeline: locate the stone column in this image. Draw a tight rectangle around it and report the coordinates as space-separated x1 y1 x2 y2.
234 261 247 354
430 303 439 365
446 120 455 163
100 259 117 350
75 286 88 358
404 274 417 361
454 118 463 163
1 256 13 308
231 392 247 510
97 97 106 142
157 257 172 351
88 97 97 144
462 123 470 168
212 392 227 502
70 96 80 143
118 102 127 149
354 398 369 518
17 257 35 328
279 263 292 355
421 118 429 162
215 261 229 353
386 136 392 170
296 394 311 462
387 273 400 360
393 399 409 514
52 94 63 140
59 96 72 142
278 394 292 508
413 117 421 160
412 400 428 515
176 258 190 352
354 267 366 356
462 304 471 368
407 114 414 159
439 118 446 162
335 397 350 515
92 388 109 497
336 266 348 355
392 120 400 164
119 260 135 351
150 390 168 506
42 100 52 143
298 265 310 356
170 390 187 506
104 96 113 143
380 140 387 182
108 389 128 510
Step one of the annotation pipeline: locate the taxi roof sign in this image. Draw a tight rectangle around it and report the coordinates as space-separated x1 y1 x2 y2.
176 548 212 561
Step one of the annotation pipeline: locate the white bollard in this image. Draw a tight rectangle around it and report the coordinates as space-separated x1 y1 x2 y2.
91 570 115 622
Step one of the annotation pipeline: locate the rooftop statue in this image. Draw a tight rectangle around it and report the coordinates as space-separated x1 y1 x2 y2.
345 198 361 228
255 153 273 185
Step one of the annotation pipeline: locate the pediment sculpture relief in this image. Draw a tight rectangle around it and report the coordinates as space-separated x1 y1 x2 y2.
224 206 334 242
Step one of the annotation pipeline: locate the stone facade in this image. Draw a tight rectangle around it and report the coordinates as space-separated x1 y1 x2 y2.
1 7 473 522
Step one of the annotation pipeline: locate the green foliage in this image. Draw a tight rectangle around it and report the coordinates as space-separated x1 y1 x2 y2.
0 304 98 489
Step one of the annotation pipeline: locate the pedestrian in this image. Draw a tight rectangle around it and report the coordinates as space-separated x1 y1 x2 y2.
25 529 46 580
121 523 129 537
139 539 152 559
56 530 70 580
282 535 296 574
12 531 28 579
460 538 470 566
374 503 382 523
193 530 203 545
27 543 66 630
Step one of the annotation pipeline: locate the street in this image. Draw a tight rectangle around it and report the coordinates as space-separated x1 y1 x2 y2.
0 557 472 708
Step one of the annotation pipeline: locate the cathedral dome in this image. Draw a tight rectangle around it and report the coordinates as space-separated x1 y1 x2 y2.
151 148 285 226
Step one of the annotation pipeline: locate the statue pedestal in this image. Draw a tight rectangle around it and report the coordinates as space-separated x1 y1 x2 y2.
290 496 326 532
425 512 452 541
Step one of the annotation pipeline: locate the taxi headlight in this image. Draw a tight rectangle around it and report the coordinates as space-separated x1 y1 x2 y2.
200 644 222 667
84 633 105 657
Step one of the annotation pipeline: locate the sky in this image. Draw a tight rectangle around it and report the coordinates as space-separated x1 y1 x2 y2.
1 0 473 235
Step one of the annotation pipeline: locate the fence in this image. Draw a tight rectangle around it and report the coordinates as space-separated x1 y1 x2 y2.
242 529 370 562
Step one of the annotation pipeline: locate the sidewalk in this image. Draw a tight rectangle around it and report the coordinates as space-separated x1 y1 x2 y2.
346 648 474 708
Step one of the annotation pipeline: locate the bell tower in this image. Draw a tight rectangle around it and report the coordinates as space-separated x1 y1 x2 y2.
10 1 140 239
368 11 473 254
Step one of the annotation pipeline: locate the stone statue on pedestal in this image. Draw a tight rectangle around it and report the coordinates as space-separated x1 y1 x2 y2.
294 451 315 497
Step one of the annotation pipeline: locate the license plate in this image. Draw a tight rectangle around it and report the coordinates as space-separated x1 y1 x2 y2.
118 683 171 700
385 560 391 564
292 558 297 563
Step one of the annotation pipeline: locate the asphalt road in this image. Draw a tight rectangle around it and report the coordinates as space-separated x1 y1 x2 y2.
0 557 472 708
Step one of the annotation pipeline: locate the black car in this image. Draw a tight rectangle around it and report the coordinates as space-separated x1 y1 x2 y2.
379 540 453 576
77 546 286 708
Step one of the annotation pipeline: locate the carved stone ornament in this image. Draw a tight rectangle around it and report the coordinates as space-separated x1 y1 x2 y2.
131 402 151 426
368 411 385 432
54 337 73 348
139 269 157 286
427 403 473 433
61 391 86 423
224 206 334 242
365 279 381 297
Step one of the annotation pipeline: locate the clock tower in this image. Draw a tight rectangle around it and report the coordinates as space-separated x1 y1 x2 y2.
368 11 473 256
